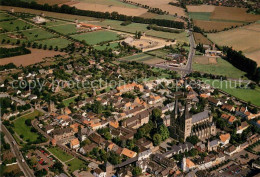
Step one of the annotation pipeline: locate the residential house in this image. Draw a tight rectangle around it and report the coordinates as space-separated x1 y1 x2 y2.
70 138 80 150
236 121 249 134
219 133 230 146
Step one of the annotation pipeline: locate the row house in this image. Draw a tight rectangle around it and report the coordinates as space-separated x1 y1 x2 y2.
51 127 74 141
122 110 149 129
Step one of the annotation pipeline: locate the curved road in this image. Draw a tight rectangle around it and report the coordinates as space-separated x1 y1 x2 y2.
1 125 35 177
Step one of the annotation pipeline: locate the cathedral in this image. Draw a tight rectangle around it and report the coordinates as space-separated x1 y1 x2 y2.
170 100 216 141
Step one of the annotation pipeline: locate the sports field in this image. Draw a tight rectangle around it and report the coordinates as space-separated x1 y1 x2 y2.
192 56 247 79
21 28 57 41
13 110 42 142
70 30 120 45
49 23 78 35
35 38 72 48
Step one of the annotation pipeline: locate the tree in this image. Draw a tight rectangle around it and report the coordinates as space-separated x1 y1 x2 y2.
104 132 112 140
132 166 142 176
186 135 199 145
92 101 103 114
153 133 162 146
152 108 162 121
159 124 169 141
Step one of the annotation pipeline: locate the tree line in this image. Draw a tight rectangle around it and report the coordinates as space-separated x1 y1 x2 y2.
0 46 31 58
1 0 185 29
222 46 260 82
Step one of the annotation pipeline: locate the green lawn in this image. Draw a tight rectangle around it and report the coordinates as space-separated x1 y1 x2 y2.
79 0 137 8
62 96 77 107
200 78 260 106
49 24 78 35
0 33 26 44
145 30 189 43
70 30 120 45
0 13 16 21
94 42 120 50
87 20 148 33
66 158 87 172
192 57 247 79
44 20 68 27
121 53 150 61
21 28 57 41
13 110 42 142
0 19 34 32
35 37 72 48
189 12 211 21
47 147 74 162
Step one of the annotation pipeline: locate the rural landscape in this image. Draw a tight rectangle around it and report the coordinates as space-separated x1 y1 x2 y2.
0 0 260 177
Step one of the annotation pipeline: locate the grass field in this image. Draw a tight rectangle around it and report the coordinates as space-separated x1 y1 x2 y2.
47 147 74 162
63 96 78 106
94 42 120 50
21 28 57 41
70 30 120 45
13 110 42 142
192 56 247 79
200 78 260 106
0 19 34 32
78 0 137 8
145 30 189 43
193 20 244 32
0 13 16 21
35 37 72 48
44 19 68 27
89 20 149 33
189 12 211 21
66 158 87 172
49 23 78 35
120 53 166 64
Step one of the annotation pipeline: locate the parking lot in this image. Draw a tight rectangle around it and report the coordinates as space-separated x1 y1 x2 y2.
216 163 250 177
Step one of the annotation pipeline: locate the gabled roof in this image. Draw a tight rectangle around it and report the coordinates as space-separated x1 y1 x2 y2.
219 133 230 143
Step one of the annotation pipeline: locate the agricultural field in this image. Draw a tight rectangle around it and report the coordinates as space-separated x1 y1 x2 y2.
49 23 79 35
188 5 260 32
120 53 166 64
34 0 70 5
145 30 189 43
0 49 65 66
207 23 260 65
0 19 34 32
70 30 120 45
13 110 42 142
85 19 149 33
193 32 212 45
192 56 247 79
129 0 187 17
200 78 260 106
0 6 98 21
35 38 72 48
78 0 138 8
71 2 147 16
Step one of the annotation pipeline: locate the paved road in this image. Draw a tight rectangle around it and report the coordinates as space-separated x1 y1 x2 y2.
1 125 35 177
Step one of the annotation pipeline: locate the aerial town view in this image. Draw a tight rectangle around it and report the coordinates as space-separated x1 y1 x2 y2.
0 0 260 177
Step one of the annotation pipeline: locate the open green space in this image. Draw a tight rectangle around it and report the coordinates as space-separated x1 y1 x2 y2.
199 78 260 106
35 37 72 48
13 110 42 142
0 19 34 32
70 30 120 45
66 158 87 172
189 12 211 21
0 33 26 43
21 28 57 41
62 96 77 107
0 13 16 21
88 20 148 33
147 49 172 59
44 19 68 27
47 147 74 162
145 30 189 43
49 24 78 35
121 53 150 61
192 57 247 79
94 42 120 50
